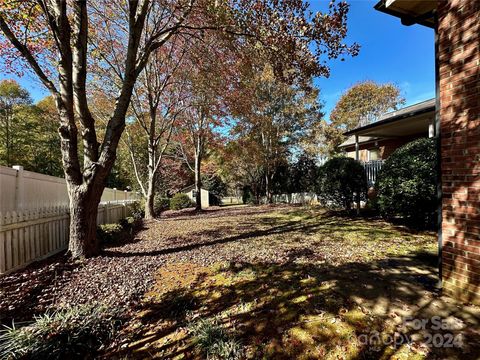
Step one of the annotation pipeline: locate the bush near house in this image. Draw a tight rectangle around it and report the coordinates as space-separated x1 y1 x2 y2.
317 157 367 211
376 138 437 227
170 193 194 210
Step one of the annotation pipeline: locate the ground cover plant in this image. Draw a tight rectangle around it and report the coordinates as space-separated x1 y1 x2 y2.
0 305 122 359
1 205 479 359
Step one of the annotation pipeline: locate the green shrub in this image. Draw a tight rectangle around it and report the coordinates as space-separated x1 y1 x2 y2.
209 193 221 206
242 187 255 204
376 138 437 227
189 318 243 360
153 195 170 215
130 200 145 220
97 223 123 244
170 193 193 210
119 216 135 232
317 157 367 211
0 305 121 360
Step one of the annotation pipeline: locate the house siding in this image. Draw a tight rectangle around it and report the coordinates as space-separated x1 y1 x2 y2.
438 0 480 303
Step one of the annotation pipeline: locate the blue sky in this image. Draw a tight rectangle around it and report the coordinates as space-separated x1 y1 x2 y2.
1 0 435 120
313 0 435 118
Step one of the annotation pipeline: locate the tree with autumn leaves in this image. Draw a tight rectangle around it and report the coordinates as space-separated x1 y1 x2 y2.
322 80 405 155
0 0 358 258
126 39 190 219
229 64 323 203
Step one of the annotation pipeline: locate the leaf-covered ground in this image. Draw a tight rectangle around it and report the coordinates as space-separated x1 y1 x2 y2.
1 205 479 359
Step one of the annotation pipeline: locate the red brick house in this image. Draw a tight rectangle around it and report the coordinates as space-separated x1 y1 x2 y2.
374 0 480 303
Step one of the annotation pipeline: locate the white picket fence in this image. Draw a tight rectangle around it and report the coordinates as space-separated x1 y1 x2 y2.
0 201 135 275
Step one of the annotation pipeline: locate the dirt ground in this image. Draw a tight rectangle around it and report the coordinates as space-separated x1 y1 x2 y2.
1 205 479 359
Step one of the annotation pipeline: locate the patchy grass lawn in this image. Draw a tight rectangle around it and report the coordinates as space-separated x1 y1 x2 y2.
107 205 478 359
1 205 479 359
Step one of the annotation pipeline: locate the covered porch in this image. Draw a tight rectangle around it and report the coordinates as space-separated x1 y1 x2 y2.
340 98 435 186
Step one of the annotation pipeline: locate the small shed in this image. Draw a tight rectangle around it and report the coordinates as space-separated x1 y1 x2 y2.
181 185 210 209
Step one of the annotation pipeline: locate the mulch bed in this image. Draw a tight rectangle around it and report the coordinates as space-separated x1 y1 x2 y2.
0 206 285 324
0 252 74 323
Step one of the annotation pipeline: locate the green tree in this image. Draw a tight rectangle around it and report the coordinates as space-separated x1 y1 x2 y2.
33 96 63 177
290 153 319 193
0 79 32 166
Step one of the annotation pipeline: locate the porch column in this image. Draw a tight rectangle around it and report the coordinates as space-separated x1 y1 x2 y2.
355 135 359 161
355 135 360 215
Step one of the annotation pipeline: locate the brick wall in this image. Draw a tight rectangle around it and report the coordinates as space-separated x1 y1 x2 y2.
343 136 424 161
438 0 480 303
379 136 421 159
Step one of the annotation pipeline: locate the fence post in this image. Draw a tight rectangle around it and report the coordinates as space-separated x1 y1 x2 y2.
12 165 25 211
113 188 117 203
124 190 128 201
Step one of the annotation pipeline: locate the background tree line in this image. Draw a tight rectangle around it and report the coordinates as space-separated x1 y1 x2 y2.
0 80 62 176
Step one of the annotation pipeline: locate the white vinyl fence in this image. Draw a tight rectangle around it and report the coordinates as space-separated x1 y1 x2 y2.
220 196 243 205
0 165 140 275
0 201 135 275
0 165 138 212
261 193 319 205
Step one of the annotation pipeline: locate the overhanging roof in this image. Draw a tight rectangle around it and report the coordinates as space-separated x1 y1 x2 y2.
344 98 435 138
339 136 379 149
374 0 437 28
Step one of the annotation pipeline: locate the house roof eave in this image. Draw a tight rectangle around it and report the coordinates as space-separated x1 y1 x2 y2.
344 99 435 137
374 0 437 28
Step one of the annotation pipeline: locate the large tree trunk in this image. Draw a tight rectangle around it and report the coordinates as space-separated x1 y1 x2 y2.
0 0 155 259
194 152 202 211
67 183 103 258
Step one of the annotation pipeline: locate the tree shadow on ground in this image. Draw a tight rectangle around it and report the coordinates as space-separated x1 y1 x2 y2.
102 209 425 260
157 205 275 221
112 251 480 359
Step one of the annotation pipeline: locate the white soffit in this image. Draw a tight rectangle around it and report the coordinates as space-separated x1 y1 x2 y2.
386 0 437 17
